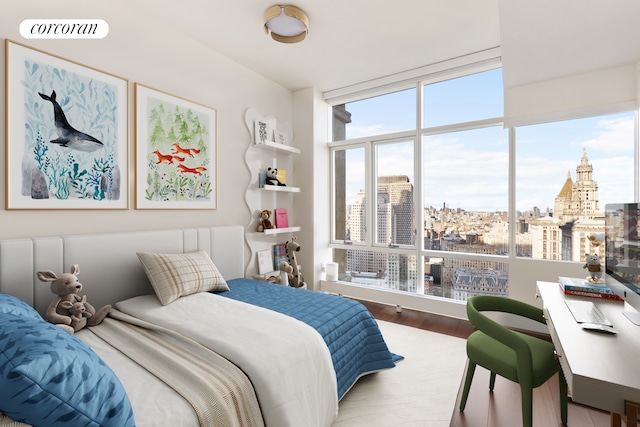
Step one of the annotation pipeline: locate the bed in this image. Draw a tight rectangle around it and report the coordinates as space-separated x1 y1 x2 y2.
0 225 399 427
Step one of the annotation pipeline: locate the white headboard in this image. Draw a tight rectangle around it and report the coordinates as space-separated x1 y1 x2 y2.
0 225 244 315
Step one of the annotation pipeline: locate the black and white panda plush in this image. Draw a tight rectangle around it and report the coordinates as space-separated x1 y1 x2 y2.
265 167 286 186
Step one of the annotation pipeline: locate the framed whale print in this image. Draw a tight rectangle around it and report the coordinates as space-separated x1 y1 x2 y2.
5 40 128 209
135 83 217 209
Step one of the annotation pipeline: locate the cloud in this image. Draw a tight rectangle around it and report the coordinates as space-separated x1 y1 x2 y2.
582 116 634 154
340 113 635 213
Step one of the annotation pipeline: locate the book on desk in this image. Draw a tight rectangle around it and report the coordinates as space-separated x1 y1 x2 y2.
558 276 623 301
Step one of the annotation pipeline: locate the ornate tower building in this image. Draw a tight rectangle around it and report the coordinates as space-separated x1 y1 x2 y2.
548 148 604 261
572 148 600 217
554 148 600 224
554 172 574 223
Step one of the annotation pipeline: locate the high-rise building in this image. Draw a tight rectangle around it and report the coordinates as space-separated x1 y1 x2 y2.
554 148 601 224
346 175 415 286
533 148 604 261
350 190 366 241
377 175 414 246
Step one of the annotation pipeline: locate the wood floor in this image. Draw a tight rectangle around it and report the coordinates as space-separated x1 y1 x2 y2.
359 299 613 427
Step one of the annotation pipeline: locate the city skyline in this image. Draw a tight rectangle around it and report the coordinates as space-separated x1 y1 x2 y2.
336 69 636 301
343 147 606 299
338 68 635 213
342 111 634 214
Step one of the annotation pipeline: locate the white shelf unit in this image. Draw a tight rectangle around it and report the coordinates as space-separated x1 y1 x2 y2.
244 107 302 278
255 140 301 155
251 226 302 236
261 185 301 193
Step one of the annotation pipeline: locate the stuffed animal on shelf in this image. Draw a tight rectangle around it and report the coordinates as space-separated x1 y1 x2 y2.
279 261 293 286
285 238 307 288
265 167 286 186
37 264 112 333
583 253 603 284
257 209 275 232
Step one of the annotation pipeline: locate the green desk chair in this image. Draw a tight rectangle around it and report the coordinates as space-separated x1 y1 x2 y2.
459 295 568 427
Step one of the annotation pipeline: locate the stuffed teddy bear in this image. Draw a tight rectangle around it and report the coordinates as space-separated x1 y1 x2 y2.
583 253 603 284
257 209 275 232
265 167 286 186
37 264 112 333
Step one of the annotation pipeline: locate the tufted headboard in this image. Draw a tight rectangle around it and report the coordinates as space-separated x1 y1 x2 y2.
0 225 244 315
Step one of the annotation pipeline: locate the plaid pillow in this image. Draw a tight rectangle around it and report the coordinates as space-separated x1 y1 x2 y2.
137 251 228 305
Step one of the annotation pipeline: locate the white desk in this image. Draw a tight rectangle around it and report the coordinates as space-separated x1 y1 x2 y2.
537 281 640 425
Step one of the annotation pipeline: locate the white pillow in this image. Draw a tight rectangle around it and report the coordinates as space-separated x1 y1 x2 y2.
137 251 229 305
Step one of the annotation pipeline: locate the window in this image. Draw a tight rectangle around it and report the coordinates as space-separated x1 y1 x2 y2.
423 126 509 255
332 146 366 242
330 66 637 306
375 140 414 246
338 88 416 140
427 255 509 301
515 113 635 261
423 68 503 128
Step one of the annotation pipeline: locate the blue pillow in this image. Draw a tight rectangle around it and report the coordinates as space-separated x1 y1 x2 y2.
0 312 135 427
0 293 41 320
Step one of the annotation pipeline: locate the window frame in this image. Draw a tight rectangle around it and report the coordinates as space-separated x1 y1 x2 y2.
327 64 639 310
330 140 369 247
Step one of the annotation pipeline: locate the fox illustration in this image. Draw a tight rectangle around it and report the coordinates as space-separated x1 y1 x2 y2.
177 164 207 175
172 143 201 158
152 150 184 164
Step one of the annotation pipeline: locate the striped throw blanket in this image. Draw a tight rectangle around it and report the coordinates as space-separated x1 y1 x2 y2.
0 413 31 427
90 310 265 427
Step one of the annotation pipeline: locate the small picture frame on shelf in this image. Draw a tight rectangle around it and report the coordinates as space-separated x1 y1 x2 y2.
257 249 273 275
275 129 289 145
254 118 276 144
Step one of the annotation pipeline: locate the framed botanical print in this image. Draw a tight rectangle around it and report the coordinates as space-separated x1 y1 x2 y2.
135 83 217 209
5 40 128 209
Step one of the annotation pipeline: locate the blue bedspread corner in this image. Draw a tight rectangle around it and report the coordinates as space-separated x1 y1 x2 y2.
392 353 404 363
219 278 399 399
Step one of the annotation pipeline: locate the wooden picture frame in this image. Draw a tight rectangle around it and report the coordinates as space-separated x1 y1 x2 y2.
5 40 128 209
135 83 217 209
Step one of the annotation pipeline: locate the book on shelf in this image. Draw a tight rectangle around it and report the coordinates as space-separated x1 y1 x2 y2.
558 276 618 295
561 288 623 301
276 169 286 185
274 208 289 228
273 243 289 270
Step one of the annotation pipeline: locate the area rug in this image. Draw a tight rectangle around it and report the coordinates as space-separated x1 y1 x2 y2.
332 320 468 427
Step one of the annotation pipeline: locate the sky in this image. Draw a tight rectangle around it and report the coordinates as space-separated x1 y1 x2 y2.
339 69 636 213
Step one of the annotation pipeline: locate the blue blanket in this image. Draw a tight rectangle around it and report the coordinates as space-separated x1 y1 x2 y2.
218 278 401 399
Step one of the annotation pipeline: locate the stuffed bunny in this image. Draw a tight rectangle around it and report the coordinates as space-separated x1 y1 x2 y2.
37 264 111 333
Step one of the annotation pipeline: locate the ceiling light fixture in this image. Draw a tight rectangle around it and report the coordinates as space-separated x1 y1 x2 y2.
264 5 309 44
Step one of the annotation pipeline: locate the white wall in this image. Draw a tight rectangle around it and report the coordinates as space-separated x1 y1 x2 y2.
0 1 294 248
292 88 331 290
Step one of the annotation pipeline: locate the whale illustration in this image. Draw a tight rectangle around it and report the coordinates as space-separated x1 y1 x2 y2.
38 90 104 153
